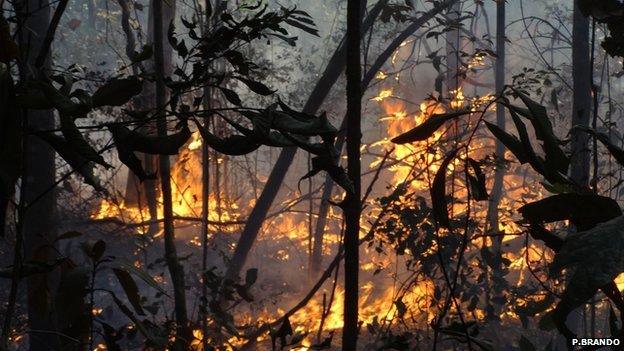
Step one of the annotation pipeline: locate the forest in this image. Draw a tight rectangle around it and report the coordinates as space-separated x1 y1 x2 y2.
1 0 624 350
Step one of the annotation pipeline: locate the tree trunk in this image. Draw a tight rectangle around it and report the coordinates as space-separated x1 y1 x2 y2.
342 0 362 349
485 0 506 320
225 0 457 284
124 0 176 237
565 0 592 339
14 1 60 350
445 1 461 97
152 1 190 348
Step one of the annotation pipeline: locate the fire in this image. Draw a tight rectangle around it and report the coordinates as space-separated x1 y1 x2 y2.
92 130 240 234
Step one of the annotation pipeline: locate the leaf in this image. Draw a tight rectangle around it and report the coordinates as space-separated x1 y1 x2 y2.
67 18 82 30
110 260 168 296
109 291 166 347
518 193 621 231
54 231 83 242
508 93 569 174
484 121 529 164
271 317 293 350
519 335 536 351
573 126 624 168
300 155 353 195
430 150 457 229
235 77 276 95
551 215 624 309
83 239 106 261
271 110 337 136
195 122 261 155
131 44 153 62
394 298 407 318
391 110 471 144
219 87 241 106
92 77 143 107
35 132 105 191
113 268 145 316
245 268 258 286
110 123 191 155
59 114 111 168
466 158 488 201
284 18 319 36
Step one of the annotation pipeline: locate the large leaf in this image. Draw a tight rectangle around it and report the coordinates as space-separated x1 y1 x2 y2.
195 122 261 155
235 77 276 95
59 114 110 168
271 110 337 136
391 110 471 144
550 215 624 308
35 132 105 191
508 92 569 174
573 125 624 168
466 158 488 201
430 150 457 229
484 121 529 164
300 155 353 194
518 193 621 231
92 77 143 107
113 268 145 316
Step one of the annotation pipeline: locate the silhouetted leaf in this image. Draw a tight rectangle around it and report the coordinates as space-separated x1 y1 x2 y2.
550 215 624 310
466 158 488 201
391 110 471 144
235 77 276 95
220 87 241 105
519 335 536 351
573 125 624 168
431 150 457 229
245 268 258 286
301 155 353 194
35 132 105 191
113 268 145 316
484 121 529 164
195 122 260 155
60 114 110 168
92 77 143 107
518 193 621 231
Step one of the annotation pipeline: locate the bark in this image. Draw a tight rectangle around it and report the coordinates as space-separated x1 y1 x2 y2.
342 0 362 349
564 0 592 338
152 0 190 348
12 1 60 350
570 0 591 187
445 1 461 97
485 0 506 320
124 0 176 236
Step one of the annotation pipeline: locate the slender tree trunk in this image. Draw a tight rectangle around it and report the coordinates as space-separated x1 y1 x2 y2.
570 1 591 186
445 1 461 98
13 1 60 350
125 0 176 237
225 0 456 283
152 1 190 348
566 0 592 339
485 0 506 320
342 0 362 349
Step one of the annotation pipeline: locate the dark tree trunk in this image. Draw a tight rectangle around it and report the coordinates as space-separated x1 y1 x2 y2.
485 0 506 320
152 0 190 349
570 0 591 187
124 0 176 237
342 0 362 350
13 1 59 350
564 0 592 338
